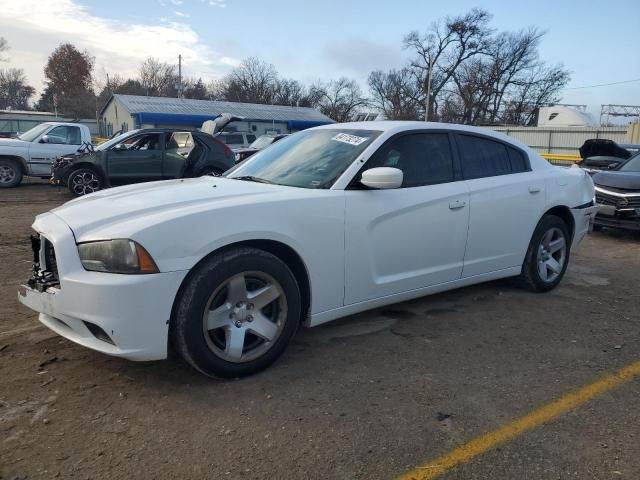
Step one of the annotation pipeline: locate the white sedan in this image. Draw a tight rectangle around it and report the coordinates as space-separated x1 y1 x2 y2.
18 122 596 378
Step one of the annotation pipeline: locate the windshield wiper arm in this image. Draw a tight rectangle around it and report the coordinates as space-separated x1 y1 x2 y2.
232 175 275 184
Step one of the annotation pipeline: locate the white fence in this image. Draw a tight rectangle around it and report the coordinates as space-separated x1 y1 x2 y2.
485 126 629 155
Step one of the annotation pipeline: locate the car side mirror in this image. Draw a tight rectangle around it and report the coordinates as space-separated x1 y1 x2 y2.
39 135 49 144
608 162 620 170
112 144 125 152
360 167 403 189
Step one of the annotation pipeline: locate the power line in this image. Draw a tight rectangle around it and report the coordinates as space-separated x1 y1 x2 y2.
563 78 640 90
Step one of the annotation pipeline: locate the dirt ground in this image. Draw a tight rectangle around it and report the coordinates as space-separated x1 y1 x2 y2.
1 180 639 480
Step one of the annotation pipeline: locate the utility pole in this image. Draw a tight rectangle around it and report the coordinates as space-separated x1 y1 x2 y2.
178 54 183 99
425 58 432 122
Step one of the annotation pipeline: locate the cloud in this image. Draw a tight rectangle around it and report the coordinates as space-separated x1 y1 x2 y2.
0 0 239 93
174 10 189 17
208 0 227 7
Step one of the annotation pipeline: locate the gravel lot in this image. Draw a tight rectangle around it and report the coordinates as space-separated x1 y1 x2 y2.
1 180 639 479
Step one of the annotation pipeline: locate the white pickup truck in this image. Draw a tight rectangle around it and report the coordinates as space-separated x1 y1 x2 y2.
0 122 92 187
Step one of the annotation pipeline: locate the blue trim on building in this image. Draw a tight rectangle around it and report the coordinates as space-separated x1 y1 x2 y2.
133 112 221 128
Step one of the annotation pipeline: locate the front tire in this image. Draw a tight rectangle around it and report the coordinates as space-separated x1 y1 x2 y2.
172 247 301 378
67 168 103 196
519 215 570 292
0 159 23 188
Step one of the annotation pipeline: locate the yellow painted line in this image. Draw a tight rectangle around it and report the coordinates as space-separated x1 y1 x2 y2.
397 360 640 480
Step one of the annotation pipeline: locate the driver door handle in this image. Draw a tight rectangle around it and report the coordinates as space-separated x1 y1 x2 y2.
528 186 541 194
449 200 467 210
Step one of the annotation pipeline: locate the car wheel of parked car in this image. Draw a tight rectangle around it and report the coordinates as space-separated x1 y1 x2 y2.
519 215 570 292
68 168 103 196
0 159 22 188
173 247 301 378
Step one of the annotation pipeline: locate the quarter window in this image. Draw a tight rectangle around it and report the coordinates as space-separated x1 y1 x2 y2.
366 133 454 187
507 146 529 173
457 135 511 179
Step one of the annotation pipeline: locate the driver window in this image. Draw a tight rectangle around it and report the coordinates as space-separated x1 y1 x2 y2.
114 133 161 151
365 133 454 187
47 126 81 145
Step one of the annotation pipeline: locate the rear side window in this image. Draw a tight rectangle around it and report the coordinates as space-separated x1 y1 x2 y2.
246 134 256 143
507 146 529 173
457 134 511 179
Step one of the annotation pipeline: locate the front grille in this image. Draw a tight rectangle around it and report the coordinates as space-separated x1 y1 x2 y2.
43 238 59 279
596 191 640 209
28 234 61 291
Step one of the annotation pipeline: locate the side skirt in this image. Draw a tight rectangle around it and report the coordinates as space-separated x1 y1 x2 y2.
306 266 522 328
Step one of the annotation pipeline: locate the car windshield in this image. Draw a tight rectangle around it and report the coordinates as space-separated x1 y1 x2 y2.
249 135 276 150
95 130 141 151
619 152 640 172
17 124 50 142
225 129 381 189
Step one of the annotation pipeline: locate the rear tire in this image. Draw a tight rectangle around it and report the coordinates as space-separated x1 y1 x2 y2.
172 247 301 378
67 168 103 196
0 159 23 188
518 215 571 292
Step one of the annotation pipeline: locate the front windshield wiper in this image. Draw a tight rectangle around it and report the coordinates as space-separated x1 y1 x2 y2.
231 175 275 185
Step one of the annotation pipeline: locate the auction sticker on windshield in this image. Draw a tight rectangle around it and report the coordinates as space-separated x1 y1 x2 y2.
331 133 369 146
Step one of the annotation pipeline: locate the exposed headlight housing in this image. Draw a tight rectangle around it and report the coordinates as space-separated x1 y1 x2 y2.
234 152 241 162
77 239 159 274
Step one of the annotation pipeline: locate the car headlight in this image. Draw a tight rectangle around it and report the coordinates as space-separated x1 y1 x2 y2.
77 239 159 274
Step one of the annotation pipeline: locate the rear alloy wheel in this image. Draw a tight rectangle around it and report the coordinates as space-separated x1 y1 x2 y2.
519 215 570 292
0 159 22 188
68 168 103 196
173 247 301 378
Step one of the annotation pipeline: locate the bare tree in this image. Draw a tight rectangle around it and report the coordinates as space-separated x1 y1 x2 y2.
0 37 8 62
0 68 35 109
368 68 423 120
217 57 278 104
273 78 315 107
139 57 177 97
404 8 492 120
310 78 368 122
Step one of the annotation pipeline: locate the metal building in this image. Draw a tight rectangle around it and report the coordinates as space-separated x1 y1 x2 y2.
100 94 334 138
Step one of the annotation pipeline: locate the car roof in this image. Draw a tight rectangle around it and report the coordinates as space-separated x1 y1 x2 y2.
312 121 530 149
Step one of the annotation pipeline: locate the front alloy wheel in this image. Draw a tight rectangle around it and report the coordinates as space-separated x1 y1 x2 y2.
173 247 301 378
68 168 102 196
203 271 287 363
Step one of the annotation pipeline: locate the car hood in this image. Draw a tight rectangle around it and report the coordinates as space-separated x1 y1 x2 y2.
593 171 640 191
0 138 28 148
50 176 291 240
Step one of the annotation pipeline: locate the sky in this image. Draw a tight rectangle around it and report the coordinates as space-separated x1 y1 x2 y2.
0 0 639 121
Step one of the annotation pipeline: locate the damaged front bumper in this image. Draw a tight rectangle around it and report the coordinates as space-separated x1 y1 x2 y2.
17 212 188 361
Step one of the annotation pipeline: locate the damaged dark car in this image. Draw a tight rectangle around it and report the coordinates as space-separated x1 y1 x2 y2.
52 129 234 196
577 139 640 174
593 152 640 231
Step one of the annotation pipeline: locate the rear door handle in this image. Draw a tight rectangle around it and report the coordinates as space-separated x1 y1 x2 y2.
528 186 541 194
449 200 467 210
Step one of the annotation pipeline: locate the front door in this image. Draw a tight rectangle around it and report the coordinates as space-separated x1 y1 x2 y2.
28 125 82 175
106 132 164 184
344 132 470 305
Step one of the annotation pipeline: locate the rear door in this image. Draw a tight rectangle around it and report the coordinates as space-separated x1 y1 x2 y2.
344 131 470 304
454 133 546 277
162 132 191 178
106 132 164 184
